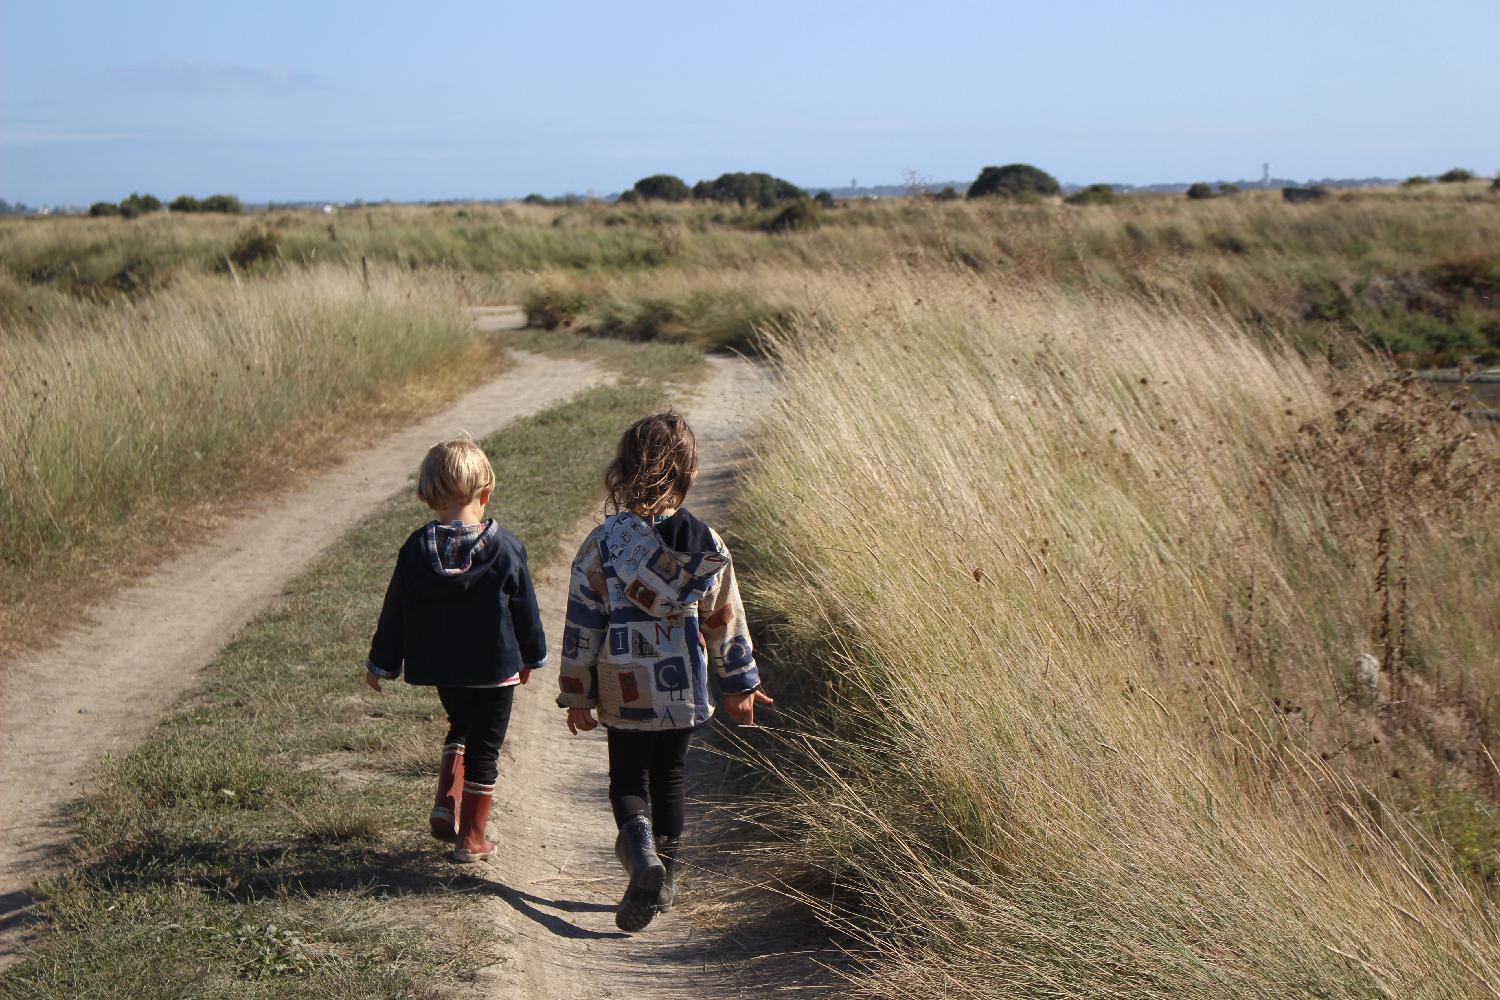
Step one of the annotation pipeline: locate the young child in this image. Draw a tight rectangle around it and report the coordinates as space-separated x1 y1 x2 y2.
365 435 547 863
557 412 773 932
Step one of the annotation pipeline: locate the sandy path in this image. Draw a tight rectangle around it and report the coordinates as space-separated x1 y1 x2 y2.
0 343 606 957
465 355 792 1000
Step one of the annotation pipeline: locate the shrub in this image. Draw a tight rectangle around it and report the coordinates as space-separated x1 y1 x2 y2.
932 186 960 201
1282 186 1330 203
1438 168 1475 183
692 172 804 207
1186 182 1217 200
225 227 280 269
1065 184 1117 206
199 194 242 214
631 174 691 202
615 190 640 205
1402 176 1432 187
88 202 120 217
521 193 548 205
120 193 162 217
522 284 590 329
1217 182 1241 195
814 190 836 208
169 195 200 213
967 163 1060 199
762 198 815 234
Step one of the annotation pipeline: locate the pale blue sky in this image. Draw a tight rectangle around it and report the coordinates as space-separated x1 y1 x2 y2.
3 0 1497 205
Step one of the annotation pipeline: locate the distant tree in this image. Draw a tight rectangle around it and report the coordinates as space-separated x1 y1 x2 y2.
1438 168 1475 183
1282 186 1330 204
199 194 243 214
169 194 201 212
1217 182 1241 195
932 186 961 201
1401 176 1431 187
89 201 121 217
615 190 640 204
521 193 548 205
1064 183 1118 206
1492 173 1500 192
813 190 836 208
967 164 1060 199
692 172 804 207
1186 182 1217 200
121 193 161 215
632 174 692 202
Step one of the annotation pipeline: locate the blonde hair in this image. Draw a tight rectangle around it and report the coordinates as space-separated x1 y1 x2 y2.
605 412 698 517
417 436 495 509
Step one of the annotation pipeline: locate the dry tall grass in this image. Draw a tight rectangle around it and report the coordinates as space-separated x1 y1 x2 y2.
0 264 483 647
739 268 1500 998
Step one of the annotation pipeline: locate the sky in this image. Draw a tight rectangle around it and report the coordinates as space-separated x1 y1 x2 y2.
2 0 1498 205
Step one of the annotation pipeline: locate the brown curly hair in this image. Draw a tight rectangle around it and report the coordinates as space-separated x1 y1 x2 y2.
605 412 698 517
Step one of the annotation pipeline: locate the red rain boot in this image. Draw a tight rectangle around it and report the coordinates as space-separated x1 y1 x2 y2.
451 781 496 863
429 743 465 843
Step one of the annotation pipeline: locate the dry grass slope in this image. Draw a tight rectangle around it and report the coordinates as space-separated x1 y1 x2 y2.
739 268 1500 998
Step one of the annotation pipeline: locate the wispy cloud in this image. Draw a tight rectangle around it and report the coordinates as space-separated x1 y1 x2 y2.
113 58 327 95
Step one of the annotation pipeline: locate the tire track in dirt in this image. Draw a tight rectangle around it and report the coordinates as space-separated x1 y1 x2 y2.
0 342 607 962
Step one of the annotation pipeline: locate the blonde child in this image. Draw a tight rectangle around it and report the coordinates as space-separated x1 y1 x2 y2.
366 436 546 863
556 412 772 931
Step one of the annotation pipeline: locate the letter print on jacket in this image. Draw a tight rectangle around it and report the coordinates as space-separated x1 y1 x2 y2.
556 510 759 730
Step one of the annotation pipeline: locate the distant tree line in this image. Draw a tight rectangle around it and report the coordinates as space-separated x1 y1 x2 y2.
88 193 243 218
616 171 808 208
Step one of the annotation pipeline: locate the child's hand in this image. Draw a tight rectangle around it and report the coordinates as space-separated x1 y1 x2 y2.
723 688 774 726
566 707 598 734
519 668 532 685
364 671 383 693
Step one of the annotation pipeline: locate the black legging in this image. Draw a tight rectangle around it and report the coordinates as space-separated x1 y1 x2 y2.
607 725 698 837
437 686 516 786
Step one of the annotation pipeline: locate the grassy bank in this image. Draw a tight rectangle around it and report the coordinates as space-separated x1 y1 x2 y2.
0 265 492 655
738 268 1500 998
0 347 696 997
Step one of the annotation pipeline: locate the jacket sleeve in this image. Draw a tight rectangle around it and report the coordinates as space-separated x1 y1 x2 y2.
509 543 548 669
701 539 760 695
367 561 406 680
557 535 605 710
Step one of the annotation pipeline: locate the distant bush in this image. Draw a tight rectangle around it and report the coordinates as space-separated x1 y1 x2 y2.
120 193 161 217
199 194 242 214
522 284 589 329
1186 182 1217 201
89 202 121 217
1065 184 1118 206
521 194 548 205
1402 176 1431 187
932 186 961 201
762 198 815 234
967 164 1060 199
225 227 280 269
616 190 640 205
1438 168 1475 183
169 195 200 213
1492 174 1500 192
632 174 691 202
692 172 804 207
1217 183 1241 195
1282 186 1330 204
813 190 836 208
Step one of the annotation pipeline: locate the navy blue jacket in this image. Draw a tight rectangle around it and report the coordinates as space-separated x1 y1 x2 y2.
367 521 547 687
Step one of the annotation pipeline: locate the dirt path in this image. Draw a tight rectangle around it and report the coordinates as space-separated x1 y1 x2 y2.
0 343 606 957
467 356 803 1000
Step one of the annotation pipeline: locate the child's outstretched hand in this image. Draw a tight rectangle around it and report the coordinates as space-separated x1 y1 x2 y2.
364 671 383 693
566 707 597 734
723 688 774 726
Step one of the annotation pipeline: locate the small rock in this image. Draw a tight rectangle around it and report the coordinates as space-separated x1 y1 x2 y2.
78 707 90 714
1356 653 1381 698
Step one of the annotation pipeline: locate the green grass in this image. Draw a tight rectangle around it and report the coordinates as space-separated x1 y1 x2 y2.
0 367 694 998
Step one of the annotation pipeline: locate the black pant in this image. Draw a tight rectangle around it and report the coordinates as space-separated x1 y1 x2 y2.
607 725 697 838
437 686 516 786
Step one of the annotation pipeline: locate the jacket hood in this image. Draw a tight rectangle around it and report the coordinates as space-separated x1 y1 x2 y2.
408 519 502 594
603 509 726 619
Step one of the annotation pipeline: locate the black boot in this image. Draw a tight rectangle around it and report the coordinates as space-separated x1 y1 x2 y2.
655 835 680 913
613 815 665 932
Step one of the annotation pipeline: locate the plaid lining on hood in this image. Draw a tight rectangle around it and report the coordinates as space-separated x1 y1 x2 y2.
423 519 498 577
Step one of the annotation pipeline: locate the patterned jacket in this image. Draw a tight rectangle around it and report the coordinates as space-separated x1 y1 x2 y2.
556 509 759 730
